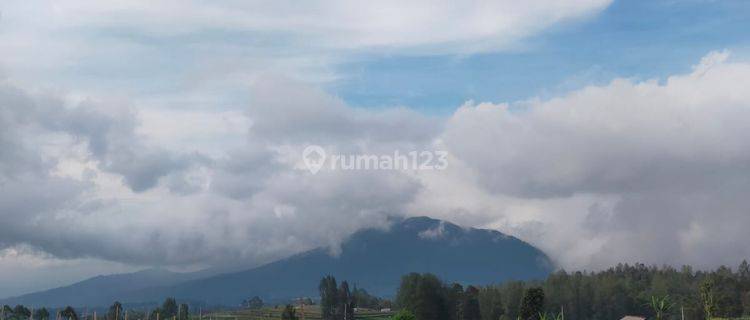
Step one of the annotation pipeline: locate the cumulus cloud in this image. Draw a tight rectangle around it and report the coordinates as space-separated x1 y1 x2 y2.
426 50 750 269
2 50 750 298
0 74 433 273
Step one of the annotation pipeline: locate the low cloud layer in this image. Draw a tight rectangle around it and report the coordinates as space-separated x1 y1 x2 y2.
1 51 750 297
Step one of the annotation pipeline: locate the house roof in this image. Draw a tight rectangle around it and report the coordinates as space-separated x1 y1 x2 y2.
621 316 647 320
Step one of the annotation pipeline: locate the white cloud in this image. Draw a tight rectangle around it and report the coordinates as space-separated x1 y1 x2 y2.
3 50 750 298
423 50 750 269
0 0 612 96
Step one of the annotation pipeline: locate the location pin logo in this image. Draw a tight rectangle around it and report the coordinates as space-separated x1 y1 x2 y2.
302 145 326 174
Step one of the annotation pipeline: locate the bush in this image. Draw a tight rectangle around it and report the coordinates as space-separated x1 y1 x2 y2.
392 310 416 320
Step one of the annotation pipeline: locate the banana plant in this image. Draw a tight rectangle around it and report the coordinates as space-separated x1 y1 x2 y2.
649 295 674 320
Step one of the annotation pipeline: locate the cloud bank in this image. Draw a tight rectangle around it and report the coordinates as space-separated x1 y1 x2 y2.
2 51 750 285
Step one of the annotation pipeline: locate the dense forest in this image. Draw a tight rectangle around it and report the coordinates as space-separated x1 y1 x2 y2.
389 261 750 320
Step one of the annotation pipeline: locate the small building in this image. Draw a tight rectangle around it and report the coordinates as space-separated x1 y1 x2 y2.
620 316 647 320
380 308 391 313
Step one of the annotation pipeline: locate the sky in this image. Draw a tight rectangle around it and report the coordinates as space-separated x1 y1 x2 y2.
1 0 750 298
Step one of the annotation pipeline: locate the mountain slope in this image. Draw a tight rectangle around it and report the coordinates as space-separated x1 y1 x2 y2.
131 216 553 305
0 268 208 307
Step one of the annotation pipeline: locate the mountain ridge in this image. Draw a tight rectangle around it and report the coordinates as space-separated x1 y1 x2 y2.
2 216 553 307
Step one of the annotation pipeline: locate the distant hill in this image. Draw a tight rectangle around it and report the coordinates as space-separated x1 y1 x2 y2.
127 216 553 305
0 268 209 308
3 216 553 307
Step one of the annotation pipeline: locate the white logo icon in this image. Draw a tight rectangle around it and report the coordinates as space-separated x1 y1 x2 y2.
302 145 326 174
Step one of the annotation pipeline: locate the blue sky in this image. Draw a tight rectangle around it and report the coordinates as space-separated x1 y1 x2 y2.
333 0 750 113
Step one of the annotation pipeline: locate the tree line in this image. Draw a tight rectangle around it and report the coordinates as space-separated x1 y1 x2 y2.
389 261 750 320
1 298 189 320
317 275 393 320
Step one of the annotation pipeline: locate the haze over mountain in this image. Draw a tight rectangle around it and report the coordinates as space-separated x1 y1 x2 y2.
0 268 210 308
2 216 552 307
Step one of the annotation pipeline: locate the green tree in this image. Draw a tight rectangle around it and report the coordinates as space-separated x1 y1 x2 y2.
319 275 339 320
149 309 161 320
395 273 450 320
161 298 178 319
353 287 384 309
649 295 673 320
478 286 504 320
502 282 525 320
338 281 354 320
108 302 122 320
60 307 77 320
244 296 264 310
178 304 188 320
392 310 417 320
34 308 50 320
701 279 717 320
13 306 30 320
281 305 298 320
3 305 14 320
446 283 464 320
519 288 544 320
462 286 481 320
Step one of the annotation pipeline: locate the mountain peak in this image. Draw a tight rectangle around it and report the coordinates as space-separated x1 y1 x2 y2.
4 216 553 307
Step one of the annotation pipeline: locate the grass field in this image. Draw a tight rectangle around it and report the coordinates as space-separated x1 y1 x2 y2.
202 305 393 320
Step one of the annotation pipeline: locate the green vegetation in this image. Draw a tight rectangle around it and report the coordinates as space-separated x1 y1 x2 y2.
34 308 50 320
242 297 264 310
280 305 298 320
649 295 675 320
108 301 123 320
519 288 545 320
61 306 78 320
3 261 750 320
319 275 357 320
391 310 415 320
393 261 750 320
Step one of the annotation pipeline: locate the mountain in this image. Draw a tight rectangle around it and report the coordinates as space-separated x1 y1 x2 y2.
3 216 553 307
127 216 553 305
0 268 209 308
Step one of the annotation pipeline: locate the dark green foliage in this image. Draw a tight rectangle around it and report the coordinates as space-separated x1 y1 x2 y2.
395 273 453 320
700 278 717 320
60 306 77 320
107 302 122 320
446 283 464 320
13 306 30 320
462 286 482 320
281 305 298 320
519 288 544 320
481 262 750 320
148 308 162 320
352 286 388 309
3 305 14 319
34 308 50 320
319 276 339 320
319 276 361 320
161 298 178 319
177 304 188 320
395 273 505 320
501 281 525 320
649 295 674 320
338 281 354 320
478 286 503 320
392 309 417 320
243 296 264 309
